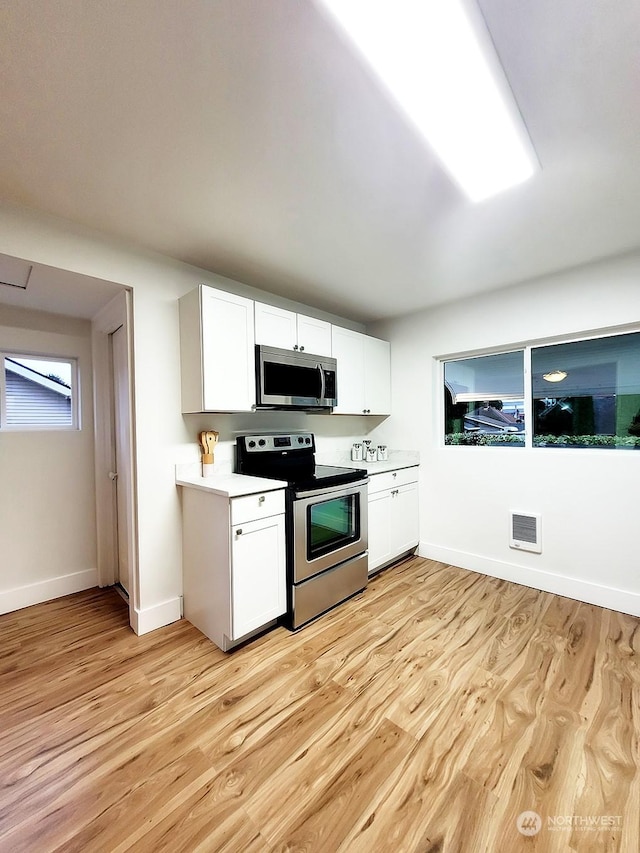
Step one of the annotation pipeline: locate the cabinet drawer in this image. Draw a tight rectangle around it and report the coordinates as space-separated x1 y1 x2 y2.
231 490 285 525
368 466 419 495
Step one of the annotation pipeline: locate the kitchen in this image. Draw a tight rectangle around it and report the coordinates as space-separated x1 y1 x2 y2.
1 0 640 849
1 1 639 636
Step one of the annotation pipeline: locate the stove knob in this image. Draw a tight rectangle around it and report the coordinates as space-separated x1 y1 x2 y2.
298 436 304 444
305 437 311 444
258 439 266 447
248 440 256 448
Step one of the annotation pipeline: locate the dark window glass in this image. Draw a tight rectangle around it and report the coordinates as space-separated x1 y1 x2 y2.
444 351 525 446
532 332 640 449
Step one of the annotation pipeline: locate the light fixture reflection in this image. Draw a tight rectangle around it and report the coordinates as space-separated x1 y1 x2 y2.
317 0 539 201
543 370 567 383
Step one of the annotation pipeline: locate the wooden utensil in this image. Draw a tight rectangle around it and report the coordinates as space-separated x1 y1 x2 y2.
199 430 219 465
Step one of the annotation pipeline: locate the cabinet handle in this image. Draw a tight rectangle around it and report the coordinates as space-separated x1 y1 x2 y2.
259 495 265 504
293 344 299 350
236 528 243 535
392 472 397 478
300 346 304 351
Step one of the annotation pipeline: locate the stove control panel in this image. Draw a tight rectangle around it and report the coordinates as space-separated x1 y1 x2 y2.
240 433 314 453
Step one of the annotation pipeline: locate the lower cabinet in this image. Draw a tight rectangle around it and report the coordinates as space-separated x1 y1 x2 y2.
231 514 286 639
181 487 286 651
367 467 419 574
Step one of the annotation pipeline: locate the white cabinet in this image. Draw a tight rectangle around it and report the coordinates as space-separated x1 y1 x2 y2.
331 327 391 415
367 467 419 574
179 285 255 412
231 513 286 640
255 302 332 356
181 487 286 651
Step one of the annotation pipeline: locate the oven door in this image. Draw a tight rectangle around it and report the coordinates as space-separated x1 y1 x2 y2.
291 480 368 583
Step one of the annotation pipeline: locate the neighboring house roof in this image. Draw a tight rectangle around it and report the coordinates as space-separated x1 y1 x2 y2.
464 405 522 434
4 359 72 426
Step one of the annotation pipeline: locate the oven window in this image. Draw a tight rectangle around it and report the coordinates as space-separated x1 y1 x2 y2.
307 494 359 560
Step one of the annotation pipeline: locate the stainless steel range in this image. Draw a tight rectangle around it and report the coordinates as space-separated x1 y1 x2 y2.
236 433 368 629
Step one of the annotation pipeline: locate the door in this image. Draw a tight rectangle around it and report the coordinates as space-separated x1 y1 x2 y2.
367 488 393 574
364 336 391 415
110 324 130 595
296 314 332 356
231 514 286 639
331 327 365 414
292 481 368 581
254 302 297 350
390 482 420 558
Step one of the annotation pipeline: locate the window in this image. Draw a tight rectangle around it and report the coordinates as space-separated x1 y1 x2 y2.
442 330 640 450
532 332 640 449
444 350 525 446
1 354 78 429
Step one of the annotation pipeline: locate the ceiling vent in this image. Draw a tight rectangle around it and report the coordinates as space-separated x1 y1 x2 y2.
510 511 541 553
0 255 33 290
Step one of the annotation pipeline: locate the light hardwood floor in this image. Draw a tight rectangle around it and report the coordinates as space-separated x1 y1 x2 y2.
1 557 639 852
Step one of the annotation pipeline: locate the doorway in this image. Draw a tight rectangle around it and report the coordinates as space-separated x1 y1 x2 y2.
110 323 131 595
92 290 136 623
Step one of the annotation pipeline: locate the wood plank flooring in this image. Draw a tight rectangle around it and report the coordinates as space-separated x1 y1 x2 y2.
1 557 639 852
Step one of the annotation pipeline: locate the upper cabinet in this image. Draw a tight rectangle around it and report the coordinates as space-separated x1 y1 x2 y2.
255 302 332 357
179 285 255 412
331 327 391 415
178 285 391 415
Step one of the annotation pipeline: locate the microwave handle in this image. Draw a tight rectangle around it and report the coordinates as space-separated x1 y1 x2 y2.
317 363 325 400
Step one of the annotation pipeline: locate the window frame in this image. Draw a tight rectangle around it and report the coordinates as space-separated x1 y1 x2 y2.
0 351 80 431
439 325 640 451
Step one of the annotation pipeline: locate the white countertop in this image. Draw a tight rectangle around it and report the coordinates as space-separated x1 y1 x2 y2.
176 464 287 498
316 450 420 476
176 450 419 496
351 457 419 475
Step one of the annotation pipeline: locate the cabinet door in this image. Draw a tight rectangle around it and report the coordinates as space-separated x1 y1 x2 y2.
367 489 393 574
201 287 255 411
254 303 297 350
297 314 332 356
231 514 286 639
390 482 420 557
331 326 365 414
364 336 391 415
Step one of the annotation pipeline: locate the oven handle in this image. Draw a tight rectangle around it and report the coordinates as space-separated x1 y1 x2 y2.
293 477 369 500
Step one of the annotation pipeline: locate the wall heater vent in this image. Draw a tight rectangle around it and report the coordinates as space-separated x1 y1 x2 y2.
510 512 541 553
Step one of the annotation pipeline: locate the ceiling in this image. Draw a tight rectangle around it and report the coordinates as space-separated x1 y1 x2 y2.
1 0 639 323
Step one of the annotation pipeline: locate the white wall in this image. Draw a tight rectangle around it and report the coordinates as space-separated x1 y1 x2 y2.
0 202 375 631
0 305 97 613
369 251 640 617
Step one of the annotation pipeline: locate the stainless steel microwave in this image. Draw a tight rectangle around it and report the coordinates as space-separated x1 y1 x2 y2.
255 345 337 410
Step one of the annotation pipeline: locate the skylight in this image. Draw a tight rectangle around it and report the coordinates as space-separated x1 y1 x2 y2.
318 0 538 202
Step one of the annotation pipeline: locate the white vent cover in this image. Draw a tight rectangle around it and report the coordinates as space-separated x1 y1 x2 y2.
510 511 541 553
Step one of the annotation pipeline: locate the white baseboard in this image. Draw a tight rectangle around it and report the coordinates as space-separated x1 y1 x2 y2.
0 568 99 615
130 596 182 635
419 541 640 618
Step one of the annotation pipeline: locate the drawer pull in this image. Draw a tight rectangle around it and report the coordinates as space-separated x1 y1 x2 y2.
259 495 265 504
236 528 243 536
